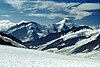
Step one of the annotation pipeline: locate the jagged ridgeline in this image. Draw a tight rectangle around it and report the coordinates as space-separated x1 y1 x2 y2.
5 18 100 55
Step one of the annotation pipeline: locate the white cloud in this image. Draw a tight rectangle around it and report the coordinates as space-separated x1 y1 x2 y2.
5 0 100 20
0 20 16 31
5 0 26 9
69 8 93 20
5 0 79 11
75 11 92 20
31 1 79 12
28 13 67 19
1 15 10 17
76 3 100 11
69 3 100 20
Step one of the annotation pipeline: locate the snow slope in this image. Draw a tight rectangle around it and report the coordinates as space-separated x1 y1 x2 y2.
0 45 100 67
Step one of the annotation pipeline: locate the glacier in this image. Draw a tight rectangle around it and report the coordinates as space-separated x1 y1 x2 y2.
0 45 100 67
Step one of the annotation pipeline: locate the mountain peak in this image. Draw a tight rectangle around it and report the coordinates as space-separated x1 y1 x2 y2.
63 18 70 22
17 20 29 25
56 18 72 24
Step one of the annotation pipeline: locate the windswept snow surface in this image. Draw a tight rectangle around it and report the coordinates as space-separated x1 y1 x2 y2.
0 45 100 67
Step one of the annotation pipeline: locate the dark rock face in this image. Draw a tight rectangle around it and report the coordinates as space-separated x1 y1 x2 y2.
0 31 23 45
0 38 15 47
24 32 62 46
0 31 28 48
10 27 28 39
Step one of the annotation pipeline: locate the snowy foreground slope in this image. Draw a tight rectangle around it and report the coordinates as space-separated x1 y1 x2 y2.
0 45 100 67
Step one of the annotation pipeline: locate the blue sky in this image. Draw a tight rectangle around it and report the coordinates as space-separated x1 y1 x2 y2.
0 0 100 25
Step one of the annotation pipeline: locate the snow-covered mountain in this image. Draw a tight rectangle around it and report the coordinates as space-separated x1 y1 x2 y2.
7 18 79 42
7 21 44 42
6 18 100 56
0 31 25 48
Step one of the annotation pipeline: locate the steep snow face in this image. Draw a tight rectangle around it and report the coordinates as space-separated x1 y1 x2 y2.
56 18 79 32
0 20 16 31
56 18 70 24
0 45 100 67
